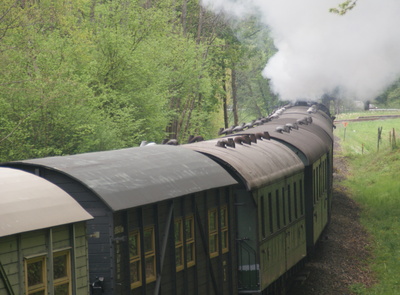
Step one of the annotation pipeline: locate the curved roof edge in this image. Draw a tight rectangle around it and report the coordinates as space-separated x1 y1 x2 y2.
0 168 93 237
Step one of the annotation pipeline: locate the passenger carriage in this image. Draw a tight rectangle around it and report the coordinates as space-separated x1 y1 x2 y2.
0 168 92 295
233 103 334 254
183 135 306 294
3 146 238 295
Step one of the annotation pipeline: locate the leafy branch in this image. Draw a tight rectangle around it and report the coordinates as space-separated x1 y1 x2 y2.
329 0 358 15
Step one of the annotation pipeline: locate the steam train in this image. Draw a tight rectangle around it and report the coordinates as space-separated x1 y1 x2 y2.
0 101 334 295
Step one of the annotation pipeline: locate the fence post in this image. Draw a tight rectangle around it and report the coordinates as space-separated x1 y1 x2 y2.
393 128 397 149
377 126 383 151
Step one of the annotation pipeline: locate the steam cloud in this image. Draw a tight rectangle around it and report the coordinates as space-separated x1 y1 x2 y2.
201 0 400 102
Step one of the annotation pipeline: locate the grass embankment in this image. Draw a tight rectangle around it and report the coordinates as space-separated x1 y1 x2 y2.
334 114 400 294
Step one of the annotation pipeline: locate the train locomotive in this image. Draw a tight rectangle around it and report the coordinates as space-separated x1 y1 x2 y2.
0 101 334 295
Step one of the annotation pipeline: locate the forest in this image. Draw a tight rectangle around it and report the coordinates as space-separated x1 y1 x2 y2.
1 0 399 161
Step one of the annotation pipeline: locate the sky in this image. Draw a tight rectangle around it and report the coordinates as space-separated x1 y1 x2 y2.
200 0 400 102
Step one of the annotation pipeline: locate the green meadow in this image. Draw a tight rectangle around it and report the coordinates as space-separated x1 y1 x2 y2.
334 112 400 294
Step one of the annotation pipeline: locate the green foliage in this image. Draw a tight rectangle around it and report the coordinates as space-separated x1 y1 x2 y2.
0 0 280 160
375 78 400 108
234 17 279 121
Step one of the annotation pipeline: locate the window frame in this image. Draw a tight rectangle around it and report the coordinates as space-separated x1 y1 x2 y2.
129 226 157 289
143 226 156 284
220 206 229 254
25 255 47 295
129 230 142 289
268 192 274 234
175 218 184 272
53 250 72 295
208 208 219 258
175 215 196 271
184 215 196 268
25 250 72 295
260 195 266 238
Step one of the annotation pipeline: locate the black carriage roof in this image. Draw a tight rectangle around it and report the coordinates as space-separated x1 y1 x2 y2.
280 105 334 141
0 167 92 237
183 138 304 191
3 145 237 212
233 105 333 164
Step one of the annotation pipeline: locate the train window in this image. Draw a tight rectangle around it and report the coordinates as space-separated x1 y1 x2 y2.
282 188 286 226
144 227 156 283
175 218 184 271
175 215 196 271
319 165 322 196
261 196 266 238
275 190 280 229
324 162 326 191
25 256 47 295
53 250 71 295
318 165 321 196
208 208 219 258
294 182 298 219
300 180 304 216
315 167 319 202
129 227 156 289
268 193 273 234
287 184 292 223
129 230 141 289
221 206 229 253
25 251 72 295
185 215 196 267
324 160 327 191
313 169 317 204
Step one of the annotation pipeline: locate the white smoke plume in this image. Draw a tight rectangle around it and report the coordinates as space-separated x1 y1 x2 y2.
201 0 400 102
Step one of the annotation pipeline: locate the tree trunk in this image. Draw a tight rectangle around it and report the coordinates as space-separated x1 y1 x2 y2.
145 0 151 9
250 83 263 117
181 0 188 36
222 79 228 128
196 5 204 44
231 67 238 126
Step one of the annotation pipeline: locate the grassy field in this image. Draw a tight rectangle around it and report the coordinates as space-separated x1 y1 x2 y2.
334 113 400 294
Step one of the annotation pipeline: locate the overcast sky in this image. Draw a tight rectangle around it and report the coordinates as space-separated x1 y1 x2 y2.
201 0 400 102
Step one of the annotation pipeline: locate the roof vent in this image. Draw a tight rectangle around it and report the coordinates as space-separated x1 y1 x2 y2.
285 123 299 130
307 105 317 113
249 134 257 143
276 126 290 133
232 123 246 133
216 138 235 148
162 139 179 145
255 132 270 140
243 120 255 130
252 119 264 127
188 135 204 143
218 126 235 136
234 135 252 145
296 117 308 125
140 141 156 147
269 114 279 120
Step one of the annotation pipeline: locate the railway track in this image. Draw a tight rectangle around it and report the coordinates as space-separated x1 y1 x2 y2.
335 114 400 123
